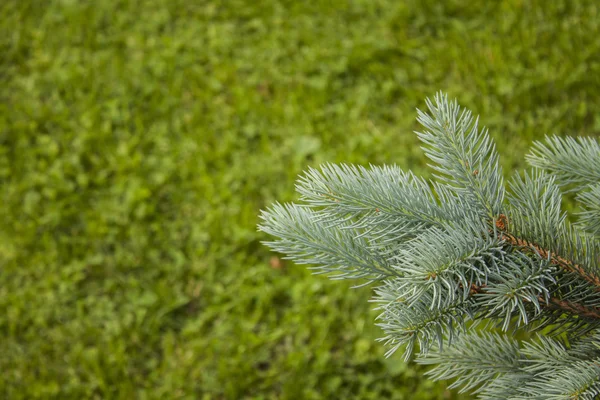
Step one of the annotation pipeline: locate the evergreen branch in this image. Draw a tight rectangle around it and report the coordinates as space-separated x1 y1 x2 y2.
466 278 600 324
258 203 396 280
569 328 600 359
373 283 473 361
416 332 523 394
416 92 504 218
521 335 581 373
390 225 505 309
474 252 555 329
506 169 566 240
526 135 600 191
479 372 534 400
528 295 600 339
259 93 600 398
577 183 600 237
500 170 600 288
502 231 600 287
295 163 459 230
520 332 600 378
517 359 600 399
495 215 600 289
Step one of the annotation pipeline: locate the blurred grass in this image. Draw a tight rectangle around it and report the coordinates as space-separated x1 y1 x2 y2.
1 0 599 398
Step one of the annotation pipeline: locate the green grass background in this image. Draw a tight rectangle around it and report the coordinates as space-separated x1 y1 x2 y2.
1 0 600 398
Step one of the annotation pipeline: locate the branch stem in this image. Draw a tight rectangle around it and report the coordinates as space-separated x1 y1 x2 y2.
494 214 600 289
465 283 600 320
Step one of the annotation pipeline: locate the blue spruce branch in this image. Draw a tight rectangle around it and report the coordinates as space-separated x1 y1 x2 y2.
258 92 600 399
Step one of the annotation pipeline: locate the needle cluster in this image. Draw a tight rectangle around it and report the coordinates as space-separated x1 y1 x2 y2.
259 93 600 399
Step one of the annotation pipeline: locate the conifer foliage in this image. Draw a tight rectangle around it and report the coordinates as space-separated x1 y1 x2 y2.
258 93 600 399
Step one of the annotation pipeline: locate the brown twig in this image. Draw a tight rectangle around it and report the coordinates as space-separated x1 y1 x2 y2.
426 214 600 321
545 297 600 320
460 282 600 320
495 214 600 289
